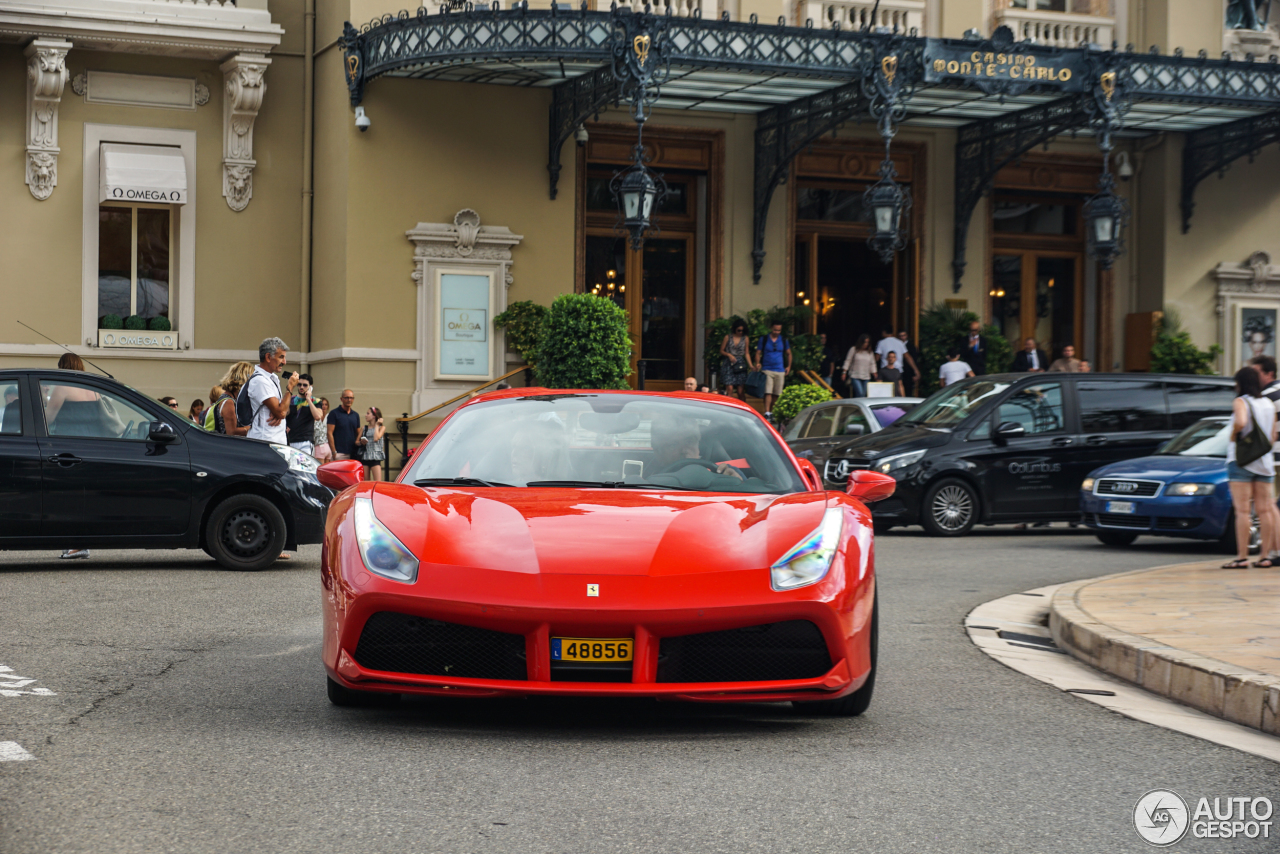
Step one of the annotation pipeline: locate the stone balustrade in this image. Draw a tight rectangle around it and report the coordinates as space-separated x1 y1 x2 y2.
793 0 924 33
993 7 1114 48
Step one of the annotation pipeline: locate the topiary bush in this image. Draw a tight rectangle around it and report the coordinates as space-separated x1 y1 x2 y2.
148 315 171 332
771 384 832 426
100 314 123 330
123 315 146 331
534 293 633 389
494 300 548 364
1151 310 1222 375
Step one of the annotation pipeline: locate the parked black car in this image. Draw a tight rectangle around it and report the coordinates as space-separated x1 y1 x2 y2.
0 368 332 569
821 372 1236 536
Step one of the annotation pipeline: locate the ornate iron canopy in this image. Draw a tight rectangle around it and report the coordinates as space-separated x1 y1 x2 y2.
339 7 1280 288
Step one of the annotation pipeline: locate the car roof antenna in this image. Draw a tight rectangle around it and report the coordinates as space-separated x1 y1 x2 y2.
17 321 115 379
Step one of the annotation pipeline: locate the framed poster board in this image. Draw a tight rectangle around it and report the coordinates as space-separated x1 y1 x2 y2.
433 267 496 381
1235 302 1278 371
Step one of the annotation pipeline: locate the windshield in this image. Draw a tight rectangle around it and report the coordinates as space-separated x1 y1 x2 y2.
404 394 807 494
1157 418 1231 458
899 380 1011 428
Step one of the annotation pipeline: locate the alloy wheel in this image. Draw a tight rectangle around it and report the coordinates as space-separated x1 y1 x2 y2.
931 485 973 532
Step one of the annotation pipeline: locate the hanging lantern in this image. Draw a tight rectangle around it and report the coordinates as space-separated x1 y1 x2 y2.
611 145 666 250
1083 174 1129 270
863 173 911 265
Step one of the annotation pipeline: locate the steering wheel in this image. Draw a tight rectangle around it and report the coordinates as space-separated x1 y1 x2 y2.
657 458 719 475
121 420 135 439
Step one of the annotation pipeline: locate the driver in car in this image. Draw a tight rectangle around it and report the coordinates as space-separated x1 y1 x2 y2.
650 417 745 480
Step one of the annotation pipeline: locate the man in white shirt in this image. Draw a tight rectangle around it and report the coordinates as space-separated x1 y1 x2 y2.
246 337 298 444
874 328 907 369
939 350 975 387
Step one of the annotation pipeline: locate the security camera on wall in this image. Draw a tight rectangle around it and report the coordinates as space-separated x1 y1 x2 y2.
355 106 371 132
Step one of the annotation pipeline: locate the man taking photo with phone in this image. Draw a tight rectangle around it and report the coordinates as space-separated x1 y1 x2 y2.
286 373 323 455
246 337 298 445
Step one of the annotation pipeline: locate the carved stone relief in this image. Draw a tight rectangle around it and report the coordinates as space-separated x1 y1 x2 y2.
25 40 71 201
220 53 269 212
1215 250 1280 370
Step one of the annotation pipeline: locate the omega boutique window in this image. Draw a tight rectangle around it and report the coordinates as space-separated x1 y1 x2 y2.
97 204 173 330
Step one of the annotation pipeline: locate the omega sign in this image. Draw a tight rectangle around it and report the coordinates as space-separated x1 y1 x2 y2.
107 187 186 203
98 330 177 350
442 309 486 342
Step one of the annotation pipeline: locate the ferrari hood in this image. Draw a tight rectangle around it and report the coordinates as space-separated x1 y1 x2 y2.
371 485 829 576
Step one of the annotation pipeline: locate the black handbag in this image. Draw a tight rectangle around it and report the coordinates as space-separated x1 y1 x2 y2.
744 371 766 399
1235 401 1271 467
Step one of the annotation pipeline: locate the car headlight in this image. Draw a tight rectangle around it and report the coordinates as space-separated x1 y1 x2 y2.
771 508 843 591
353 496 418 583
272 444 319 475
1081 477 1095 492
1166 482 1215 496
873 449 926 474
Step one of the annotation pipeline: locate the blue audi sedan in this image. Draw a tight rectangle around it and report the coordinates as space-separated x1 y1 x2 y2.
1080 416 1257 551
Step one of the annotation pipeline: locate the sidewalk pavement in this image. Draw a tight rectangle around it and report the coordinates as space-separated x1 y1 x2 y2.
1050 562 1280 736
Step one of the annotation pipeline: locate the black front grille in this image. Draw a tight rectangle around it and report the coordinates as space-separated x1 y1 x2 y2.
353 612 527 680
656 620 832 684
1095 512 1151 529
1096 479 1161 497
1156 516 1204 530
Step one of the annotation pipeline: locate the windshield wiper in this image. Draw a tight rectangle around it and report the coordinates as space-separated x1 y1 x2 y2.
525 480 702 491
413 477 513 488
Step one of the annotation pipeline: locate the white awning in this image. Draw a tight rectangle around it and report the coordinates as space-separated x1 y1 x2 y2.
99 143 187 204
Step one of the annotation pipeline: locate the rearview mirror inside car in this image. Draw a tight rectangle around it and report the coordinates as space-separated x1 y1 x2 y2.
847 470 895 503
147 421 178 443
318 460 365 492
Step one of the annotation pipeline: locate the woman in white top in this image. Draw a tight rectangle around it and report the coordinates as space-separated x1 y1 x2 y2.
1224 366 1279 568
841 334 877 398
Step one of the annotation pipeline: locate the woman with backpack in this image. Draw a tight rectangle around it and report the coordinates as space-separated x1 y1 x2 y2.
211 362 253 437
1223 366 1279 568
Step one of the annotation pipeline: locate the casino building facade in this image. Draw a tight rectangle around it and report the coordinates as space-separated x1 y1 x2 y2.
3 0 1280 453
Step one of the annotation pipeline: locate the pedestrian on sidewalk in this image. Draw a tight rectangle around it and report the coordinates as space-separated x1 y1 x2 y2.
243 338 297 445
1049 344 1082 373
1223 366 1279 569
213 363 253 436
203 385 223 431
327 389 361 460
719 319 754 402
874 328 907 371
357 406 386 481
879 351 905 396
187 399 204 426
285 373 322 455
841 334 877 398
1250 354 1280 562
50 353 95 560
755 322 791 420
896 329 923 395
939 350 975 387
313 398 333 462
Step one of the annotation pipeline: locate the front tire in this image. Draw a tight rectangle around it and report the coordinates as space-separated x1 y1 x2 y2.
794 598 877 717
1095 531 1138 546
204 494 287 571
921 478 978 537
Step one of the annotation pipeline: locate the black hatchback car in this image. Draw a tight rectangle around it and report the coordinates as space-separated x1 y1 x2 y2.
0 368 332 569
821 372 1235 536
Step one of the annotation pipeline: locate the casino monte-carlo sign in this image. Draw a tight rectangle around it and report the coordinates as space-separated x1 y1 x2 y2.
922 39 1086 93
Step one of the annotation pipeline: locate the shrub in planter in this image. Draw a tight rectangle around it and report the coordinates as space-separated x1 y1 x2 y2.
493 300 548 364
533 293 632 390
1151 310 1221 375
771 384 832 426
123 315 146 330
149 316 171 332
100 314 123 330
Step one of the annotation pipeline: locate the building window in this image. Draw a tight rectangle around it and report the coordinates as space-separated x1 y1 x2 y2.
97 204 173 330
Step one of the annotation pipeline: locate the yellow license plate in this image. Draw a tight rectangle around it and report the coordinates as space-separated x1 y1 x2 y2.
552 638 633 662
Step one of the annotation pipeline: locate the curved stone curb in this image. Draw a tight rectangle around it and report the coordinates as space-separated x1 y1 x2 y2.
1049 565 1280 737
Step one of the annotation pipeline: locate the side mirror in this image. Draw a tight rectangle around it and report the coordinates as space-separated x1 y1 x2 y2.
847 470 896 503
147 421 178 443
844 422 866 436
797 458 823 491
994 421 1026 442
318 460 364 492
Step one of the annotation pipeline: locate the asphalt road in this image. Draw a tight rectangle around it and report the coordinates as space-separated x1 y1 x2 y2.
0 528 1275 854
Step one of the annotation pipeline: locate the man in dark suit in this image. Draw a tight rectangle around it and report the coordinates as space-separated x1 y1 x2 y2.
1012 337 1049 373
959 320 987 375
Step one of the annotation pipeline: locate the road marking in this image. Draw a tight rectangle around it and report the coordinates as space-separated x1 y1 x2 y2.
0 742 35 762
967 585 1280 764
0 665 56 698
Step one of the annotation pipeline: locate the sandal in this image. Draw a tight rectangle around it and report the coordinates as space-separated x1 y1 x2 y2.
1221 558 1249 569
1252 558 1274 568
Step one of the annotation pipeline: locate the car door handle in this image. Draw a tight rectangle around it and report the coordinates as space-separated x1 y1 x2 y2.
47 453 83 467
1085 435 1108 445
1051 437 1073 446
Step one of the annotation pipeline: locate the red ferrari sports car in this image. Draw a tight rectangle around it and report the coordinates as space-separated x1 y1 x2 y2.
318 389 892 715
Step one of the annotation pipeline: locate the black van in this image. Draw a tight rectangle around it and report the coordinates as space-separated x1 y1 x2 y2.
821 372 1236 536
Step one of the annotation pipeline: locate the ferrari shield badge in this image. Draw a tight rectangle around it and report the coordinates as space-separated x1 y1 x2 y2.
587 584 600 597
